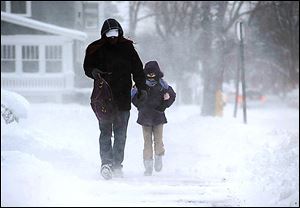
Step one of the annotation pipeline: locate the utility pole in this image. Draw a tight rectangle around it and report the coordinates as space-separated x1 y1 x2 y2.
233 45 240 118
235 21 247 124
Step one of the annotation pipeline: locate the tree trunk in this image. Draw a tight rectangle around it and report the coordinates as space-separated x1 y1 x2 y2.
201 62 217 116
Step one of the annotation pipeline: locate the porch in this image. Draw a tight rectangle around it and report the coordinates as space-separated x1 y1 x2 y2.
1 35 76 102
1 11 87 102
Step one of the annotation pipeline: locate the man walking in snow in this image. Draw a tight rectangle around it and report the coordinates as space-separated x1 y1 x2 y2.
83 18 147 180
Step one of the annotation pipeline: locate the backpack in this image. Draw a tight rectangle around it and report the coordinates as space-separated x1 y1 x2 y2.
158 78 169 91
90 75 115 121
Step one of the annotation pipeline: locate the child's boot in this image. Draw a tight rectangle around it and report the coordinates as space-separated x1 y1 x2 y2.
143 159 153 176
154 155 163 172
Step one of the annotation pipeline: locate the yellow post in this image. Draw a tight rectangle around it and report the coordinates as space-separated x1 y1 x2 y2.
215 89 224 117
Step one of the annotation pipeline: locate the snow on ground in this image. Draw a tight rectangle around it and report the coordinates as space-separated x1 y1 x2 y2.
1 94 299 207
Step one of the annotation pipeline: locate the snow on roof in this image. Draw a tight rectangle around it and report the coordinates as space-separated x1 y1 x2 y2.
1 11 87 41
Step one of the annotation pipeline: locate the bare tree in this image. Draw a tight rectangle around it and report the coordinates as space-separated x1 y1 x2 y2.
200 1 262 116
145 1 204 104
128 1 156 39
249 1 299 93
143 1 263 112
128 1 142 38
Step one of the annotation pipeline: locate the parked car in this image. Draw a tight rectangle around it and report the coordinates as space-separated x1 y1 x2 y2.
284 88 299 108
237 90 266 107
224 89 266 107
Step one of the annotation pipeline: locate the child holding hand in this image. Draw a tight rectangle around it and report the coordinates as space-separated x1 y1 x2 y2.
132 61 176 176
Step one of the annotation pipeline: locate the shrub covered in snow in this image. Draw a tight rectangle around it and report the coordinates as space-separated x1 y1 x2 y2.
1 90 30 124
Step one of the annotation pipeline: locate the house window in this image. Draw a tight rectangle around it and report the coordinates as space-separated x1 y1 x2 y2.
22 45 39 73
83 2 99 29
1 2 6 12
1 45 15 73
1 1 31 17
45 45 62 73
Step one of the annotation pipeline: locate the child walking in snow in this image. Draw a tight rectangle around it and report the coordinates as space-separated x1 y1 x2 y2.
131 61 176 176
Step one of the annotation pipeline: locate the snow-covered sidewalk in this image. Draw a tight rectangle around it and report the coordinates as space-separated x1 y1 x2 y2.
1 98 299 206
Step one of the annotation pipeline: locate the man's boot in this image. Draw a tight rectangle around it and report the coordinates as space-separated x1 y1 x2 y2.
112 167 124 178
101 164 113 180
143 159 153 176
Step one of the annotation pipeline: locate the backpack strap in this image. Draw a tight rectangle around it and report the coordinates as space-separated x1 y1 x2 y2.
159 78 169 91
131 85 138 100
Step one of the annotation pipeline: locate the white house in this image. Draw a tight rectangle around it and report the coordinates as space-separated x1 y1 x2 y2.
1 10 87 101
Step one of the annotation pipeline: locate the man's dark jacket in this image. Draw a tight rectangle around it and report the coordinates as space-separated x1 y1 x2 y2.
83 18 146 111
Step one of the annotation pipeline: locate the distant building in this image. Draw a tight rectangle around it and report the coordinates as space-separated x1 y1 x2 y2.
1 1 117 102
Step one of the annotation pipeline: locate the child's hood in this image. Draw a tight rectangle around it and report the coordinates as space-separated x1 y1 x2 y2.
144 61 164 78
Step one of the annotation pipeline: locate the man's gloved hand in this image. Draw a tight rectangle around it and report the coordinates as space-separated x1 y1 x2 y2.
91 68 103 79
137 89 147 101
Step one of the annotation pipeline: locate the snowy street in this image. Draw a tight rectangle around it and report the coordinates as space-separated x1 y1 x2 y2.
1 98 299 207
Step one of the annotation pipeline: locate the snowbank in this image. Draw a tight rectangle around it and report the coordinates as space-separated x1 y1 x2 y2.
1 99 299 206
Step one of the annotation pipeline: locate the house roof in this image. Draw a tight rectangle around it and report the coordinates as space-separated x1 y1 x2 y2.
1 11 87 41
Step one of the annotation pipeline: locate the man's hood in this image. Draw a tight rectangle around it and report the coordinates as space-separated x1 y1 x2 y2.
100 18 123 38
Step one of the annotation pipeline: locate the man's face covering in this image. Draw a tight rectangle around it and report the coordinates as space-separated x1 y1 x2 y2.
106 29 119 45
107 37 118 45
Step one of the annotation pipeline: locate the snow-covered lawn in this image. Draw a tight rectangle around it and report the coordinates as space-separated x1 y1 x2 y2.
1 96 299 206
